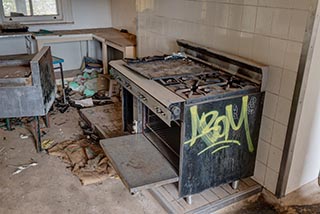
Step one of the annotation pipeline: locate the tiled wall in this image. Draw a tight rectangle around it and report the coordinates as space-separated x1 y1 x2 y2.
136 0 315 194
111 0 137 34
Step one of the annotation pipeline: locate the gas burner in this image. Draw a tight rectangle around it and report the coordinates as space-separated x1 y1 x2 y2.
158 77 180 86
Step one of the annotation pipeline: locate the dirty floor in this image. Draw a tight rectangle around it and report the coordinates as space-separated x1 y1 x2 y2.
216 181 320 214
1 106 320 214
0 108 166 214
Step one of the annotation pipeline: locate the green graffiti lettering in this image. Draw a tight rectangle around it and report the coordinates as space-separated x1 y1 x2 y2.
184 95 254 155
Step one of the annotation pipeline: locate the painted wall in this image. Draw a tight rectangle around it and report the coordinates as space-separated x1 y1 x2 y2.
111 0 137 34
286 3 320 194
136 0 314 194
0 0 112 70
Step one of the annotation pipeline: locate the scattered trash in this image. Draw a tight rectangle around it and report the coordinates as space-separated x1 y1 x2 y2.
11 161 38 175
80 56 103 73
84 89 95 97
48 138 117 185
41 139 55 150
19 134 29 139
74 98 94 108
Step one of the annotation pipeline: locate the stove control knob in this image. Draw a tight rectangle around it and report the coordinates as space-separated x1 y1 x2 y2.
138 94 147 101
154 106 162 113
170 106 181 116
161 113 166 117
125 82 131 89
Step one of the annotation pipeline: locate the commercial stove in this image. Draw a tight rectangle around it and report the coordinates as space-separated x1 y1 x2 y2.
100 40 268 202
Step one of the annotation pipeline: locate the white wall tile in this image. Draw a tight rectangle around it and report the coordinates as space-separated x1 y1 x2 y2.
231 0 258 5
252 35 270 64
280 69 297 99
263 92 279 119
265 167 279 194
256 139 270 164
267 146 283 172
269 38 287 67
204 2 217 27
271 9 291 39
289 10 308 42
136 0 312 194
183 0 202 23
255 7 273 35
259 116 274 143
253 160 267 185
292 0 313 10
275 97 292 125
225 30 241 54
241 6 257 32
214 3 230 27
258 0 293 9
284 41 303 72
238 32 254 59
213 27 228 51
271 122 287 150
266 66 282 94
228 4 243 30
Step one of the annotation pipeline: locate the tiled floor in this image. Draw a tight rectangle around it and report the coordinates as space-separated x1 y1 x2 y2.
150 178 262 214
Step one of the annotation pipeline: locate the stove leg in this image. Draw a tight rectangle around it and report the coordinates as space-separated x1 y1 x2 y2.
35 116 42 153
5 118 11 131
231 180 239 190
185 196 192 205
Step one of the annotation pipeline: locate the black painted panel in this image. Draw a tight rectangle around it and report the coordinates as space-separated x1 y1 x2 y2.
179 92 264 197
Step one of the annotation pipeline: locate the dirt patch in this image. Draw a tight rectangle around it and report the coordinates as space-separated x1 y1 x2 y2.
232 195 320 214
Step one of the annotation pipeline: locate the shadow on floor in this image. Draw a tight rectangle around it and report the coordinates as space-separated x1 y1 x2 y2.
233 196 320 214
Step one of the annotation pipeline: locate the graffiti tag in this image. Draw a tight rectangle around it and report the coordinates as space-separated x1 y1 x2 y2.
184 96 254 156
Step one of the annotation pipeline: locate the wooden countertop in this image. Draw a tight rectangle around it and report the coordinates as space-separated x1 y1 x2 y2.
0 31 32 38
33 28 136 48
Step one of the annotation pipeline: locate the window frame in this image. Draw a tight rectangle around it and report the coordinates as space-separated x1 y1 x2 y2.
0 0 73 25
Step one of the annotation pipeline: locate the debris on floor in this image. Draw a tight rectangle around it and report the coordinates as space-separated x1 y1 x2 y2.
218 194 320 214
9 161 38 176
41 139 55 150
48 138 118 185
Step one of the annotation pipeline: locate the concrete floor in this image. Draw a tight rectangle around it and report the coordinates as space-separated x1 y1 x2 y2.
1 107 320 214
0 108 166 214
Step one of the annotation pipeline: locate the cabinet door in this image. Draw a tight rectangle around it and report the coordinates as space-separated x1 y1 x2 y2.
179 92 264 197
30 46 56 114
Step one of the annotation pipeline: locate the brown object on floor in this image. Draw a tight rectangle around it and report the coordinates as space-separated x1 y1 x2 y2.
48 138 117 185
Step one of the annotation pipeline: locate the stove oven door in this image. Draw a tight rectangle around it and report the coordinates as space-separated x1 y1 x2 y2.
179 92 265 197
100 134 179 194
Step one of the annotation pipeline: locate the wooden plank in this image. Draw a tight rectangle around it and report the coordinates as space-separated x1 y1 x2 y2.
200 189 219 203
187 185 262 214
156 186 175 202
221 183 238 195
210 186 229 199
238 180 249 192
241 177 258 187
177 194 208 212
100 134 178 194
149 188 182 214
163 183 180 201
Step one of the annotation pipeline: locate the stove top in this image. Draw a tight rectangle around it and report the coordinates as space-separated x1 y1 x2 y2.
123 52 262 100
156 71 258 99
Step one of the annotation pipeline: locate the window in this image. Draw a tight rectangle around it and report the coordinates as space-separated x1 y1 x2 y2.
0 0 73 24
